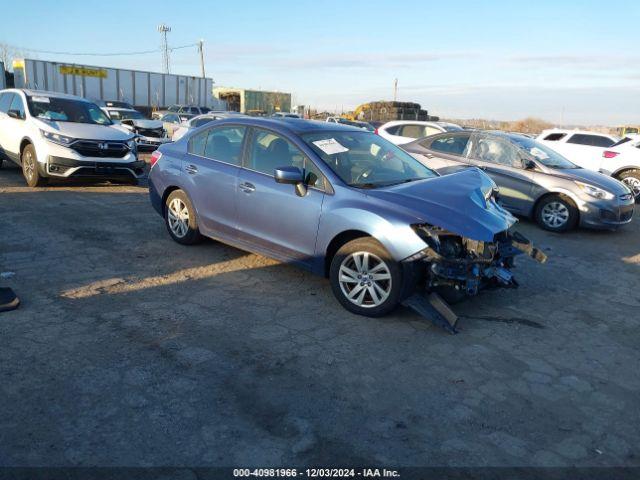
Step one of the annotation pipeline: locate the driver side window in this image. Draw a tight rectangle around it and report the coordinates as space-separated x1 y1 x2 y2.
247 129 324 189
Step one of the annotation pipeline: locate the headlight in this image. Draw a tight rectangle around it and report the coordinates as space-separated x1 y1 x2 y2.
575 181 614 200
40 130 76 146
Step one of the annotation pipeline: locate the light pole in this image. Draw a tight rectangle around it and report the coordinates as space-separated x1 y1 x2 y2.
198 39 205 78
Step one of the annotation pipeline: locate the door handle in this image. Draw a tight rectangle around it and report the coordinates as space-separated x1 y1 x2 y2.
185 164 198 174
424 153 434 159
239 182 255 193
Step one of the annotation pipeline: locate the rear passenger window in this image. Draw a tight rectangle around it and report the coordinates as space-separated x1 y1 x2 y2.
567 134 615 148
399 124 424 139
188 129 208 156
203 126 246 165
427 134 471 156
0 93 15 113
544 133 566 141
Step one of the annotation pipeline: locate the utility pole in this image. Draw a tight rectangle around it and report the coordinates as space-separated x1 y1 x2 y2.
157 24 171 74
198 39 205 78
393 78 398 101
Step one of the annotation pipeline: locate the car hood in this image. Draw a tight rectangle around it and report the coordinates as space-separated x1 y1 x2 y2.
365 168 517 242
551 167 629 195
35 118 134 141
129 119 163 129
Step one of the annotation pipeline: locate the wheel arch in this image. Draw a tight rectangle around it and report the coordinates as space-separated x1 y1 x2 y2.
324 230 371 277
532 191 580 221
612 166 640 178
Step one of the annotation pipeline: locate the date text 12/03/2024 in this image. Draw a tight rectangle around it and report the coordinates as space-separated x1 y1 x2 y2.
233 468 401 478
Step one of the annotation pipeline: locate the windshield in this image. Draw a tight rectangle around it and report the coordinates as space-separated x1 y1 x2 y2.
510 135 578 169
27 96 112 125
302 131 438 188
109 109 145 120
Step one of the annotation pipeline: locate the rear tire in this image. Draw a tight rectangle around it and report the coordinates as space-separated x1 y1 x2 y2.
21 144 48 188
534 194 578 232
617 169 640 203
329 237 403 317
164 189 203 245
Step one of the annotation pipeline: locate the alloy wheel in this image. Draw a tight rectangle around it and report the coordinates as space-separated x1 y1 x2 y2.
338 251 392 308
167 198 189 238
23 151 35 181
621 177 640 199
541 201 569 229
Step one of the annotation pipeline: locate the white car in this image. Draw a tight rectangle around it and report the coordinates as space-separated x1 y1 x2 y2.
0 89 142 187
537 129 640 200
326 117 375 131
102 107 170 151
377 120 463 145
171 112 245 141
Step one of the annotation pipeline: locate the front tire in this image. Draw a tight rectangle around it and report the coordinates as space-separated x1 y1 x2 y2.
21 144 48 187
534 194 578 232
164 190 203 245
617 169 640 203
329 237 403 317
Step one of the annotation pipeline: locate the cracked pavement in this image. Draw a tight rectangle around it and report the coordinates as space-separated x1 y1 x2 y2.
0 161 639 468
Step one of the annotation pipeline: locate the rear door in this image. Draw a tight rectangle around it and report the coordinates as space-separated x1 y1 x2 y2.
419 132 473 172
181 124 247 238
468 134 534 214
235 127 326 267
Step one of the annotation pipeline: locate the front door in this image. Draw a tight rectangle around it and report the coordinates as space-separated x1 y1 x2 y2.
468 135 534 214
181 124 247 239
236 128 325 267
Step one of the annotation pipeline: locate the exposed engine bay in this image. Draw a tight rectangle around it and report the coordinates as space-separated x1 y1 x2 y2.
410 223 547 297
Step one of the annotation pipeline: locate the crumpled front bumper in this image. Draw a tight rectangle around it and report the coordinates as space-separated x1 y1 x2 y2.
408 228 546 297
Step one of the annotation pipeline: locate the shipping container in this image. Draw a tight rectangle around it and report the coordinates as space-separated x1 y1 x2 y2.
213 87 291 115
12 58 224 110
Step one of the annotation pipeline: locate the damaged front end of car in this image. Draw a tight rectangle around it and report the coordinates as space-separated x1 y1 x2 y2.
401 225 546 333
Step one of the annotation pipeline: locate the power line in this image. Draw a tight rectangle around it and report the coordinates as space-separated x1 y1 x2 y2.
4 42 198 57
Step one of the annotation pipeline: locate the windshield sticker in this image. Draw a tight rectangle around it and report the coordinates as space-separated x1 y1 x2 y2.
530 147 549 160
31 96 50 103
38 112 67 121
313 138 349 155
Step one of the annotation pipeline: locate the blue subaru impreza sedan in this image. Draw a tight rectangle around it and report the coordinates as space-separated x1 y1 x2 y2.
148 117 542 317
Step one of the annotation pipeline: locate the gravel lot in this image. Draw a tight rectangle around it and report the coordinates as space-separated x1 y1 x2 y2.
1 160 639 469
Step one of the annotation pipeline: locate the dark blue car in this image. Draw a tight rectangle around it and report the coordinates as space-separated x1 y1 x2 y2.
149 117 541 317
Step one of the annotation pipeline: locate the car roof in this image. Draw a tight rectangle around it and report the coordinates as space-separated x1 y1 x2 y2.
209 117 363 134
2 88 90 102
539 128 617 138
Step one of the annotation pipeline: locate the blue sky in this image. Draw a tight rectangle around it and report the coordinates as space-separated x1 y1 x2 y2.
3 0 639 125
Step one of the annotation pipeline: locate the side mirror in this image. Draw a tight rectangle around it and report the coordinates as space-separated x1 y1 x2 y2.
274 166 304 184
274 166 307 196
523 159 537 170
8 110 22 120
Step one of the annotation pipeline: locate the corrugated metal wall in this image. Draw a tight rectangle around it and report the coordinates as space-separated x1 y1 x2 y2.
14 59 215 109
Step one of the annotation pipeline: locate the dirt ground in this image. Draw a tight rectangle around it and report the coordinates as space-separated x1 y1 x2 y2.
1 159 639 469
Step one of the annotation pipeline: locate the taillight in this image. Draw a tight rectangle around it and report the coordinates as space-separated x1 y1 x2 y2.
150 150 162 167
374 128 379 135
603 151 619 159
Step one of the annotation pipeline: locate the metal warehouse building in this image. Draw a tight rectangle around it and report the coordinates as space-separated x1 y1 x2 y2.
213 87 291 115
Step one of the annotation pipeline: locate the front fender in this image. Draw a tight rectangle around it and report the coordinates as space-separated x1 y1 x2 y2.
316 205 426 263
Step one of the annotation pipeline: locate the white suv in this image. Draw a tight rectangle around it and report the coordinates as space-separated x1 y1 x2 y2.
537 128 640 200
0 89 143 187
